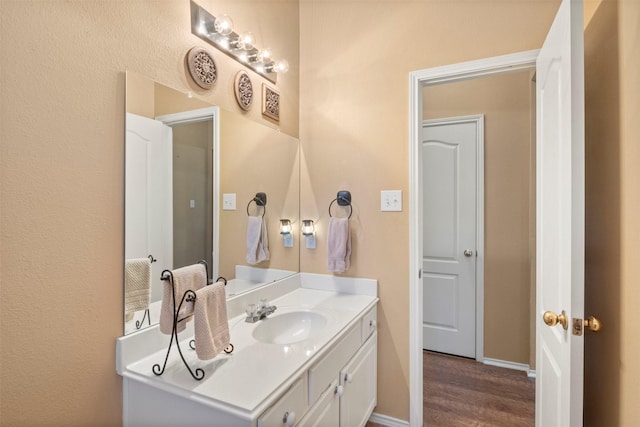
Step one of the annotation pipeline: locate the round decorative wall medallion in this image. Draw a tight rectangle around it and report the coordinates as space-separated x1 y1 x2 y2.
186 47 217 89
234 71 253 111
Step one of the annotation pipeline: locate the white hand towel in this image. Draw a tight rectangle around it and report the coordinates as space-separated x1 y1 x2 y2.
327 217 351 273
124 258 151 322
193 281 230 360
159 263 207 335
246 215 270 264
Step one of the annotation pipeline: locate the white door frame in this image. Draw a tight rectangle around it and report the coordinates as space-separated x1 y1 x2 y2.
409 50 539 427
422 114 485 362
155 107 220 281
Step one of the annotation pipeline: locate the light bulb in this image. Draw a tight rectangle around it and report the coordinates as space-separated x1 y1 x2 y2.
274 59 289 73
214 14 233 36
238 31 255 50
258 47 272 63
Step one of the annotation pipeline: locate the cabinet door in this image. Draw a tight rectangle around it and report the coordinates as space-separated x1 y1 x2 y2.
339 331 377 427
298 380 340 427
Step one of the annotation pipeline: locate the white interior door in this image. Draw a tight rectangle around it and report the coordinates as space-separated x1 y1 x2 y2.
125 113 173 302
535 0 585 425
422 117 480 359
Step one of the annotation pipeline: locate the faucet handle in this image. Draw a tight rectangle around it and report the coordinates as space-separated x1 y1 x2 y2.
246 304 256 317
259 298 268 309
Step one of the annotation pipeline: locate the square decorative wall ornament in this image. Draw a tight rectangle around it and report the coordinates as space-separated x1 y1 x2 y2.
261 84 280 121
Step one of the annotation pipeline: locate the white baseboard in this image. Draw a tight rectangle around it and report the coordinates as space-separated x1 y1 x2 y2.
368 412 409 427
527 369 537 378
483 357 530 373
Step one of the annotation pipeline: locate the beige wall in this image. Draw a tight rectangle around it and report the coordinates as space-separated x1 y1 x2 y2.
584 0 640 425
423 71 534 366
299 0 560 420
0 0 298 425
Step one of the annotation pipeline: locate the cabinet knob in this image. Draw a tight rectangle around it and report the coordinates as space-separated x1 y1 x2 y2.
369 320 376 329
282 411 296 426
334 385 344 397
344 373 353 383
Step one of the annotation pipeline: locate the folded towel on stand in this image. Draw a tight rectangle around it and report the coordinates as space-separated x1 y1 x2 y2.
124 258 151 322
193 281 230 360
159 263 207 335
327 217 351 273
246 215 270 264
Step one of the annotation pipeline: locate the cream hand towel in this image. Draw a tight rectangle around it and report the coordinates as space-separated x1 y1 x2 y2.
159 263 207 335
246 215 270 264
327 217 351 273
193 281 230 360
124 258 151 322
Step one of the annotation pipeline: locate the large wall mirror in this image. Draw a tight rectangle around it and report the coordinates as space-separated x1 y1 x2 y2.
124 71 299 334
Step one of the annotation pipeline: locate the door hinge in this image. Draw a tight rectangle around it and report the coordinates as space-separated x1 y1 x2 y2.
418 269 422 279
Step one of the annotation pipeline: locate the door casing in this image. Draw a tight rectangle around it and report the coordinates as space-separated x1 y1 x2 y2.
409 50 539 427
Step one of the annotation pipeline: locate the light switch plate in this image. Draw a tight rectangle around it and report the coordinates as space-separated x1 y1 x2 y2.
381 190 402 211
223 193 236 210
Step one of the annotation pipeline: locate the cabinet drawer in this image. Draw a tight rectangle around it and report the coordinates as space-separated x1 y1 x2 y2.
361 307 377 343
308 323 360 405
258 376 308 427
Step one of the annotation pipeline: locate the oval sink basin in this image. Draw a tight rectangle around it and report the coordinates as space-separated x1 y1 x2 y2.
252 311 327 345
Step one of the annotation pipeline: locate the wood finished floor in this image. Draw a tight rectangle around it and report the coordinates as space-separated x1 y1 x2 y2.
367 351 535 427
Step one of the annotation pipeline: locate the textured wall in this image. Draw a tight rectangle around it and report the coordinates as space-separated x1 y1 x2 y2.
299 0 560 420
0 1 299 425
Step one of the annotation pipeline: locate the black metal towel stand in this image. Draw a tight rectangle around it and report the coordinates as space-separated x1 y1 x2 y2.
135 254 157 330
152 260 233 381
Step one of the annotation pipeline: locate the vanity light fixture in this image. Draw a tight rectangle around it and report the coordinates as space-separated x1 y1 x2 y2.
301 219 316 249
280 219 294 248
280 219 292 234
190 1 288 83
301 220 315 236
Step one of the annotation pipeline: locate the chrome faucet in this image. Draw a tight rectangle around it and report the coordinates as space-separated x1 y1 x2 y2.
245 299 277 323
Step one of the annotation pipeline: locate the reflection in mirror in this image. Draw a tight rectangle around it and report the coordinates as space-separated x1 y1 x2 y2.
124 71 299 334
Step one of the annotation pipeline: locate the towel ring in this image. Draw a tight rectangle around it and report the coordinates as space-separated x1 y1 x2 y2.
246 192 267 217
328 198 353 219
246 199 266 217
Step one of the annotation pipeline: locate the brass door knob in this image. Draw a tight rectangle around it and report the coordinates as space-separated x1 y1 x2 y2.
585 316 602 332
543 310 568 330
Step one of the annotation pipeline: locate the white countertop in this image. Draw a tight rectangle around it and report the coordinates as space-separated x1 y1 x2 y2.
120 285 377 419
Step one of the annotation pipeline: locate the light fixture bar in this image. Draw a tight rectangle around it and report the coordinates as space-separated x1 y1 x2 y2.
190 1 278 83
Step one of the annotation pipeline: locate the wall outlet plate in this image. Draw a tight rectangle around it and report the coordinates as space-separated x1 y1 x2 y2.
381 190 402 211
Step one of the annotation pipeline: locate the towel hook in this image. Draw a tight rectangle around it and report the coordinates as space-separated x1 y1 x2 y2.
329 191 353 219
246 192 267 217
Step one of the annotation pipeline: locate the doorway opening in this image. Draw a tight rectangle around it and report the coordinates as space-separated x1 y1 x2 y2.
409 50 539 426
